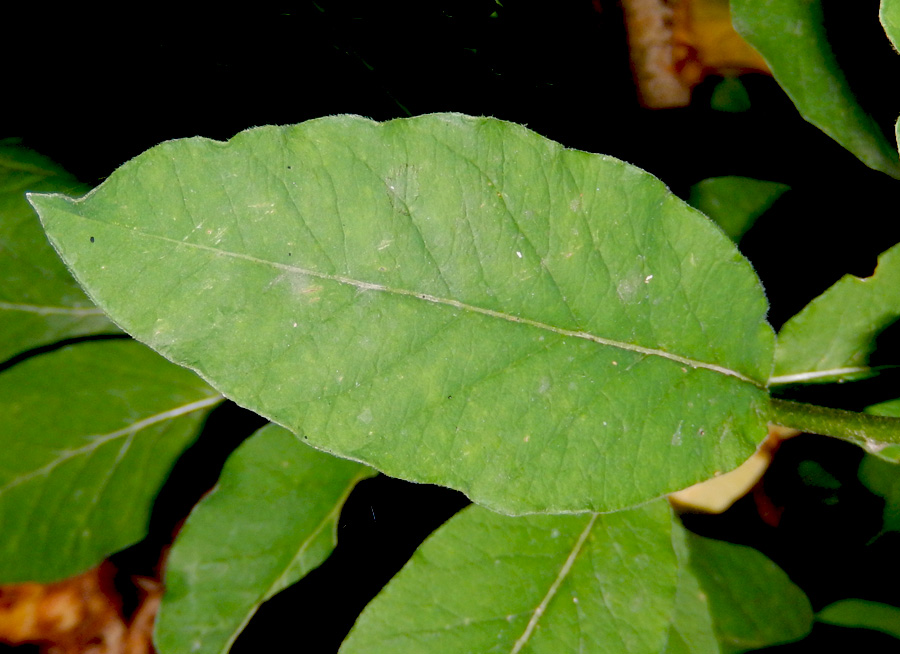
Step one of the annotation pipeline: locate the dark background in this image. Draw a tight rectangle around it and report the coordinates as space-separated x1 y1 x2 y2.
5 1 900 651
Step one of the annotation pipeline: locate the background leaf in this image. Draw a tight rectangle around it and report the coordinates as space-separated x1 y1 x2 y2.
155 423 374 654
340 501 680 654
687 176 789 243
882 0 900 161
771 242 900 385
732 0 900 178
30 114 774 514
0 339 222 582
673 528 812 653
858 451 900 534
883 0 900 47
0 141 118 363
816 598 900 640
339 500 811 654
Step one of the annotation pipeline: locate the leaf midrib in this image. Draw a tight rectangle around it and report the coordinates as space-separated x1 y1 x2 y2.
219 466 373 654
61 213 764 387
510 513 598 653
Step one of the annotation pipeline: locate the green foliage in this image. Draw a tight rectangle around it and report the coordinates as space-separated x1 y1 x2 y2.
0 141 119 361
687 177 789 243
732 0 900 178
3 4 900 653
816 599 900 640
29 114 774 514
772 242 900 385
0 339 221 582
155 424 374 654
340 500 811 654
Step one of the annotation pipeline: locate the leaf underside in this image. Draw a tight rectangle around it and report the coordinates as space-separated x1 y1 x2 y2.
31 113 774 514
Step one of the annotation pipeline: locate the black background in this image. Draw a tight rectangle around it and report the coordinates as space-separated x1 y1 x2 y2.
5 1 900 651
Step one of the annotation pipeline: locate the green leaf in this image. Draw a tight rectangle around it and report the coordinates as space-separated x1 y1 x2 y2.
155 423 374 654
864 397 900 461
884 0 900 47
732 0 900 179
0 339 222 582
709 78 752 114
772 242 900 385
30 114 775 514
859 452 900 533
673 529 812 653
339 500 811 654
0 141 118 363
817 599 900 640
340 501 680 654
882 0 900 160
687 177 789 243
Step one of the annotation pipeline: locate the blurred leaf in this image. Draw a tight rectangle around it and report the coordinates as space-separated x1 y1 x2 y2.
339 500 811 653
30 113 775 515
732 0 900 178
687 176 789 242
859 452 900 533
155 424 374 654
0 141 118 363
817 599 900 640
0 339 222 583
772 242 900 385
709 77 752 113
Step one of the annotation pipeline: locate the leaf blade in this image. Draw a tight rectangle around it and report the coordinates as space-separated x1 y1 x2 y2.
772 242 900 385
0 339 221 582
31 114 774 513
0 142 118 363
732 0 900 178
339 500 812 654
155 423 374 654
687 176 789 243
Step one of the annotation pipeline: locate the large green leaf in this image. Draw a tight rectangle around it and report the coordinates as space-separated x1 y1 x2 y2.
339 500 811 653
687 177 789 244
0 339 222 582
0 141 118 363
772 242 900 385
30 114 774 514
155 423 374 654
732 0 900 179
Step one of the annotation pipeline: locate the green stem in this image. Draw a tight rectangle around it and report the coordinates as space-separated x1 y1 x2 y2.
770 398 900 447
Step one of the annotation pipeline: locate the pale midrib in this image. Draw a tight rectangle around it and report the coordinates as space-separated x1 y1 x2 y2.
0 301 105 316
133 232 762 387
768 366 878 385
222 467 372 654
509 513 598 654
0 395 223 495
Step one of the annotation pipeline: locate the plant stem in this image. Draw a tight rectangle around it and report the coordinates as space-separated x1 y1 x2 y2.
770 398 900 448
